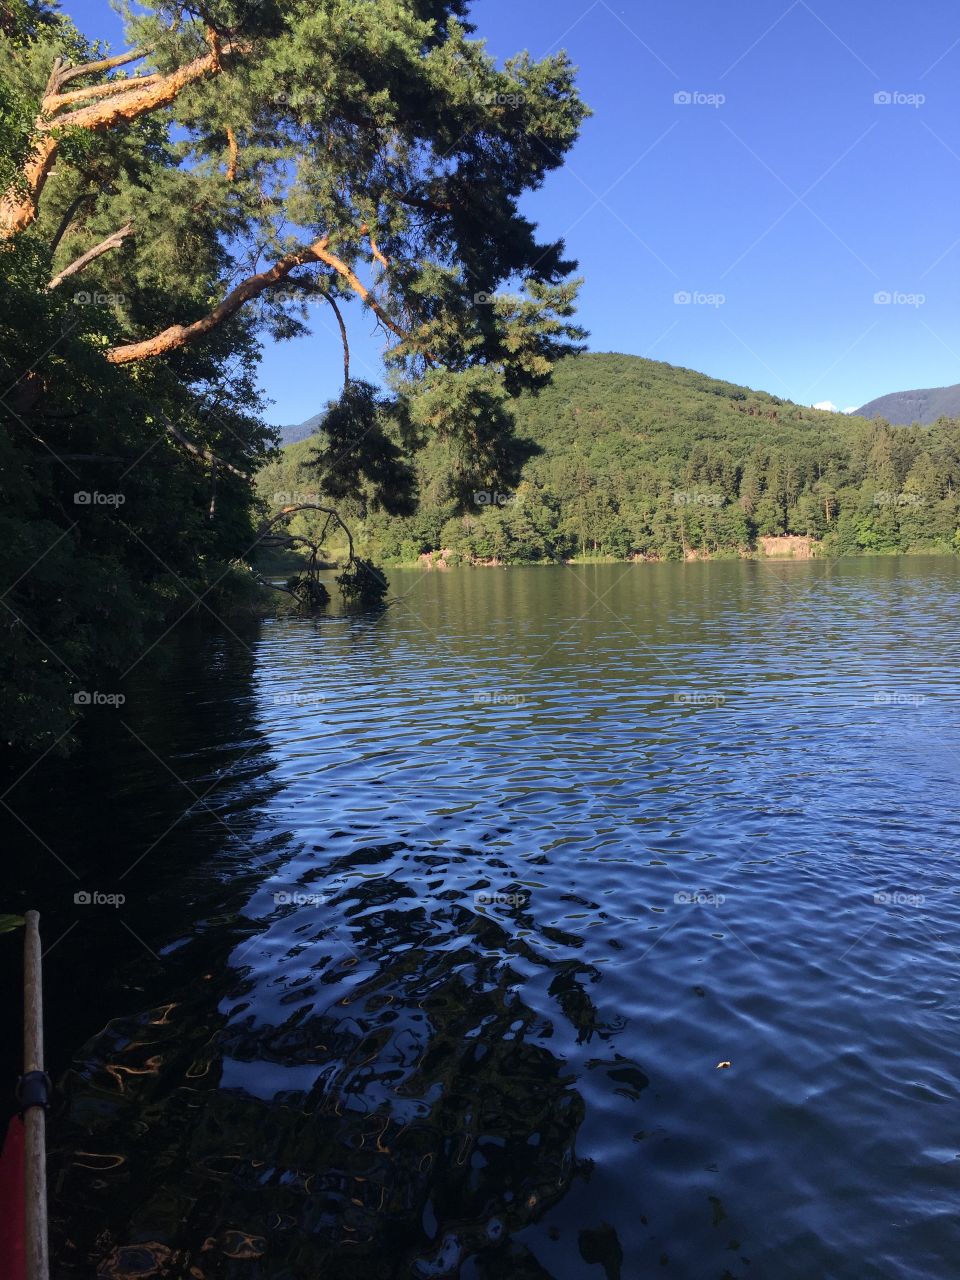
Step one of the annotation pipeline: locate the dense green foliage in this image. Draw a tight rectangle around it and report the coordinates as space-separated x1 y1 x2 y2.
259 353 960 565
1 0 587 755
1 7 271 755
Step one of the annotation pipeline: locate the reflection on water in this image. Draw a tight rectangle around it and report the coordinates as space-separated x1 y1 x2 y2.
3 560 960 1278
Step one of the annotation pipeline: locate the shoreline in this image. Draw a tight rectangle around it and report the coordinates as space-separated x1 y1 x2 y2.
377 544 959 570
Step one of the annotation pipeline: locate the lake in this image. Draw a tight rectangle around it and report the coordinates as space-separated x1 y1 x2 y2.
3 558 960 1279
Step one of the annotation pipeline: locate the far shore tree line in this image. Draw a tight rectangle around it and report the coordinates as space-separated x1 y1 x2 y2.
260 353 960 566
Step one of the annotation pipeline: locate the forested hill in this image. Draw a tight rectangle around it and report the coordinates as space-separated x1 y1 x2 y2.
260 352 960 564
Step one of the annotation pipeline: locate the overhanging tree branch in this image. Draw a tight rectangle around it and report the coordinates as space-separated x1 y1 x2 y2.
105 237 334 364
46 75 162 110
257 504 356 563
105 233 421 365
310 240 410 342
324 293 350 386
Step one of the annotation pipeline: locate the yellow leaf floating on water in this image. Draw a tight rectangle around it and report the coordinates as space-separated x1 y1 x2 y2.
716 1061 732 1069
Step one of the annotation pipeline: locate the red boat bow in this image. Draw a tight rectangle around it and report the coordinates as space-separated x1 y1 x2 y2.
0 1115 27 1280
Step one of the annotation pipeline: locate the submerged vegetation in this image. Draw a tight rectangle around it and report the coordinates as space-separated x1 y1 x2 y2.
260 353 960 567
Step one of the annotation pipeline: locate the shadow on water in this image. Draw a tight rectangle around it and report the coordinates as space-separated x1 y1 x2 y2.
0 577 776 1279
0 621 599 1279
54 843 594 1278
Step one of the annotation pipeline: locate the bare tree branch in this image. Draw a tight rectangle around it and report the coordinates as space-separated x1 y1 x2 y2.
162 416 250 479
310 240 411 342
46 222 134 290
48 190 96 258
55 47 151 89
258 504 355 563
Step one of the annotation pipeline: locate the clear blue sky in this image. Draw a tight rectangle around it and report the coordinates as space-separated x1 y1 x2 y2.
63 0 960 423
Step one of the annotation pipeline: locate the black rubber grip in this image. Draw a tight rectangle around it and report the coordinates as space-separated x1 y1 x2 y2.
16 1070 51 1114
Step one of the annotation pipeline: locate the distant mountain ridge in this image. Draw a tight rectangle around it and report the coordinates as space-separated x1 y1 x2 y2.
857 383 960 426
275 412 325 446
